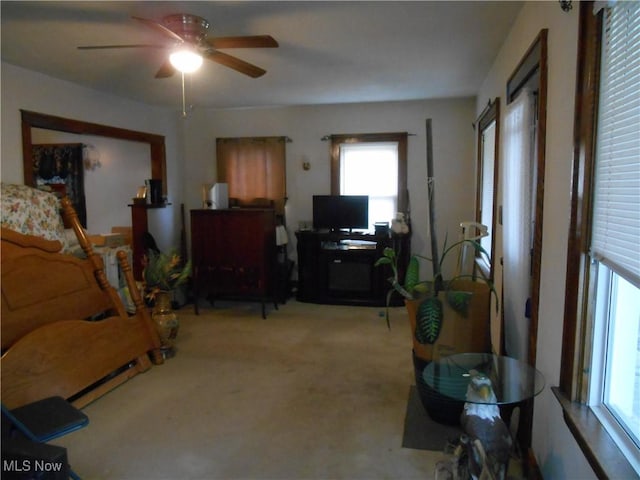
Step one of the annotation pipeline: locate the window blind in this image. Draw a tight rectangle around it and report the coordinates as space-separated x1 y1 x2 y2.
591 1 640 286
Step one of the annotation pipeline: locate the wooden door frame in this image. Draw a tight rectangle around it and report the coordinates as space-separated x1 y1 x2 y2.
505 29 548 368
21 110 167 196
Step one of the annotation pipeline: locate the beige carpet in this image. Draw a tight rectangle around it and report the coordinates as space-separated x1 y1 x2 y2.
56 300 448 479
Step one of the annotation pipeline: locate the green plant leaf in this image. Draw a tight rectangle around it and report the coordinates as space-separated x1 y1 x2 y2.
446 289 473 316
374 257 392 267
413 281 433 296
143 249 191 293
415 297 443 344
382 247 396 260
404 256 420 294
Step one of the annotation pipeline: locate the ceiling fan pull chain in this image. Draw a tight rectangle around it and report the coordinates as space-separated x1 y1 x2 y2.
181 72 187 118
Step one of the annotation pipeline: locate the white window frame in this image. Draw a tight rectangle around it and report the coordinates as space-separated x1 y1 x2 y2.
589 264 640 474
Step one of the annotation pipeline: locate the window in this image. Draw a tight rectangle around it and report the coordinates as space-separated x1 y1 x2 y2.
561 2 640 476
503 28 548 367
339 142 398 230
589 0 640 468
330 133 408 231
502 88 535 363
475 99 500 279
590 266 640 459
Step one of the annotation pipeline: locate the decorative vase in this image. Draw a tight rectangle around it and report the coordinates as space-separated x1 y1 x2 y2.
152 290 179 353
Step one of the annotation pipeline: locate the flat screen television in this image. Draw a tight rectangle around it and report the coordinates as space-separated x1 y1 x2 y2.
313 195 369 231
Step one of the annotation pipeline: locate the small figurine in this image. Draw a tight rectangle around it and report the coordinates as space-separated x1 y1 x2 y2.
391 212 409 234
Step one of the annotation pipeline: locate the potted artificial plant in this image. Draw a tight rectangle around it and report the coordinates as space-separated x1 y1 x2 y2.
142 249 191 353
376 237 497 361
376 118 498 423
142 249 191 301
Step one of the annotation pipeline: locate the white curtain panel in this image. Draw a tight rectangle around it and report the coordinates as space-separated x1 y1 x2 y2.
502 89 534 362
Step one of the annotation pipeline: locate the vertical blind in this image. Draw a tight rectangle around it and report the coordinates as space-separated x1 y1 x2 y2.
591 2 640 286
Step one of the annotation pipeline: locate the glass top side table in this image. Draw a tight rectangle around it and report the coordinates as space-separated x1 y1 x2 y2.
422 352 545 405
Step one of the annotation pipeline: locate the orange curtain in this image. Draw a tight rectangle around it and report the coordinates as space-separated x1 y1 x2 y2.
216 137 287 215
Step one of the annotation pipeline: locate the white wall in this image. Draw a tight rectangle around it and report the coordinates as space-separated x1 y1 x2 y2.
477 2 596 479
180 98 476 273
1 62 183 251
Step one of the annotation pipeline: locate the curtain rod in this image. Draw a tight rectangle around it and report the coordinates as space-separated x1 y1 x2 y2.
216 136 292 143
320 133 416 141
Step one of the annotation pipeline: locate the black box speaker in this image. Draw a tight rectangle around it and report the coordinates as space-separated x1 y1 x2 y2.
374 222 389 235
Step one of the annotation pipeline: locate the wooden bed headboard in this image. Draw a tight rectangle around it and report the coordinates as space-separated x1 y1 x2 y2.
1 194 162 409
1 227 117 350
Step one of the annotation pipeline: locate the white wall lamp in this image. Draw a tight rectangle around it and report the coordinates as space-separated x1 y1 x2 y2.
82 144 101 171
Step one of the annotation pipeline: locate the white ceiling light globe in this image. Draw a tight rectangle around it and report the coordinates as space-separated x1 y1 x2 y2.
169 49 203 73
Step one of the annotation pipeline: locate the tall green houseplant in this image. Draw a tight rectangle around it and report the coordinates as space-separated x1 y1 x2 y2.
376 237 497 345
376 118 496 351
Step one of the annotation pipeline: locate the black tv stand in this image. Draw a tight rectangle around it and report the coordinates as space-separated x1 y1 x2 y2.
296 230 410 307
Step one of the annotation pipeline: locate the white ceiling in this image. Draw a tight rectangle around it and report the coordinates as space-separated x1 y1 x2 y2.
1 1 523 110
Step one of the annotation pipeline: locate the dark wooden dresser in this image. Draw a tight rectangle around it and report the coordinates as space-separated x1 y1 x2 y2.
190 208 277 318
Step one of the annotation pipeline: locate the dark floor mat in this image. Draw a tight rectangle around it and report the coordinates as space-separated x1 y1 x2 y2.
402 385 463 451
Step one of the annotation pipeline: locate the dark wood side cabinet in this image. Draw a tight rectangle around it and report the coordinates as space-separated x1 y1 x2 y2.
190 209 277 318
296 230 410 307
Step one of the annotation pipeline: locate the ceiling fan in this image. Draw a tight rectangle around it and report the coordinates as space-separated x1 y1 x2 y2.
78 13 278 78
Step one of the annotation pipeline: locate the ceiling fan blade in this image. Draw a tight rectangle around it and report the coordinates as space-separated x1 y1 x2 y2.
155 60 176 79
132 15 184 43
205 51 267 78
77 44 166 50
208 35 279 49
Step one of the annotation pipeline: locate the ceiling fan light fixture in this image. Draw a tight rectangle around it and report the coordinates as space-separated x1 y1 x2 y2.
169 48 203 73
